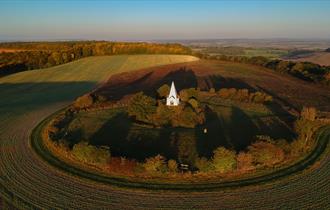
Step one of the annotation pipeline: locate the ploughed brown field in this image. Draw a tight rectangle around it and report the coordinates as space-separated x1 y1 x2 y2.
97 59 330 112
285 52 330 66
0 48 29 53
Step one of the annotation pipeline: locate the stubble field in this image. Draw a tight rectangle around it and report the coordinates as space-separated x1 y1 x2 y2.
0 55 329 209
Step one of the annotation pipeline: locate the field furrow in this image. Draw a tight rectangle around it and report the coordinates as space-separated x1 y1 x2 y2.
0 55 329 209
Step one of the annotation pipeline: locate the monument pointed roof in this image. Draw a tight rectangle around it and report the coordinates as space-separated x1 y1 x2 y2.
169 81 178 98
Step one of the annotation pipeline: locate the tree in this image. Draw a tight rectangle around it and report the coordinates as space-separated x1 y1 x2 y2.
51 52 63 65
293 118 318 153
127 92 157 123
212 147 236 173
152 103 173 126
157 84 170 98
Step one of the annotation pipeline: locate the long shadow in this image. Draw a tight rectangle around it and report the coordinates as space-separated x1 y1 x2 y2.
96 67 198 100
195 105 228 158
256 85 297 138
0 81 97 116
197 74 256 91
89 112 177 161
170 130 198 166
89 112 132 156
227 107 260 151
99 71 154 101
156 67 198 91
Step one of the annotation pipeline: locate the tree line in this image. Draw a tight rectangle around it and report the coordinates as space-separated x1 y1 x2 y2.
0 41 191 76
195 53 330 85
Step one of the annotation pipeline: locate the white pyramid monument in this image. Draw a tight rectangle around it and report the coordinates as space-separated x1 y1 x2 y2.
166 81 180 106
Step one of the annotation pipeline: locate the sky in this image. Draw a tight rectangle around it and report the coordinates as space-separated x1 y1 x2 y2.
0 0 330 41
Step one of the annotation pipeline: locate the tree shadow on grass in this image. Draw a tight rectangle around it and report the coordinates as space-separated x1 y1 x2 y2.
227 106 260 151
89 112 132 155
256 85 297 141
195 105 228 158
89 112 177 161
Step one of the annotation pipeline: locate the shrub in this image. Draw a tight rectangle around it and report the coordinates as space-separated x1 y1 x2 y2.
195 157 213 172
218 88 230 99
94 94 107 103
248 141 284 167
73 94 94 109
143 155 168 174
168 159 178 173
236 152 254 171
187 98 199 110
212 147 237 173
179 88 199 102
72 142 111 165
300 106 316 121
218 88 271 104
176 132 198 166
153 103 205 128
227 88 237 98
235 89 249 101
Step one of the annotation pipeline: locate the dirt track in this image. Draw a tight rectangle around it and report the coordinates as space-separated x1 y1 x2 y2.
0 56 329 209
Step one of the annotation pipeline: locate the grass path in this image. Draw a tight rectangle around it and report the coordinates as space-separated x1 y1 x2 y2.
0 55 329 209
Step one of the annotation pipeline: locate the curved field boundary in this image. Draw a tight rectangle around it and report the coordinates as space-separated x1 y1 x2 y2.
0 55 200 209
31 110 330 191
1 55 329 209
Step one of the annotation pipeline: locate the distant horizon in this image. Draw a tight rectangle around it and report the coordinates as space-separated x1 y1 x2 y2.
1 37 330 43
1 0 330 41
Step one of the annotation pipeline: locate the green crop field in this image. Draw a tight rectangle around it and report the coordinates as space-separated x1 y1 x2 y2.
0 55 198 117
0 54 329 209
0 54 202 209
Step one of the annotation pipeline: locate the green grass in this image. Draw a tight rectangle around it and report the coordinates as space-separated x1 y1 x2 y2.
31 109 330 190
57 95 293 164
